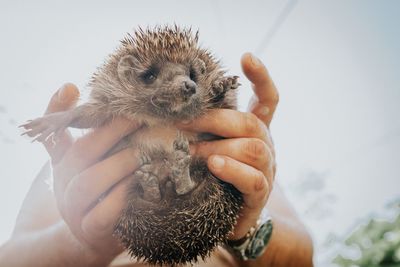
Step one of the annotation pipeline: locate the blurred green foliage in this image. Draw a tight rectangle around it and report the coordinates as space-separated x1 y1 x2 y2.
334 200 400 267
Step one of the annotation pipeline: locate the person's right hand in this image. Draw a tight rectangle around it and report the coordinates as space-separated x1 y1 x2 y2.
42 83 142 265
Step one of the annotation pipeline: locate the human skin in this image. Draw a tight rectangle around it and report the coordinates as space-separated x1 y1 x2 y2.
0 53 313 267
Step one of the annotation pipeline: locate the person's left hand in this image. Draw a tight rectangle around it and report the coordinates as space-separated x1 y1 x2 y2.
178 52 279 240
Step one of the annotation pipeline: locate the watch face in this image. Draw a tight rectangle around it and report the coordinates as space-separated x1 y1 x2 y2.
246 220 273 259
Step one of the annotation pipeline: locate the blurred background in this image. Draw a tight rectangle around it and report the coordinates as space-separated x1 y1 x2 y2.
1 0 399 265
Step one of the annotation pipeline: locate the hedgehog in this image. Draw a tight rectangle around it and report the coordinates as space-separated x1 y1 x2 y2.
21 25 243 266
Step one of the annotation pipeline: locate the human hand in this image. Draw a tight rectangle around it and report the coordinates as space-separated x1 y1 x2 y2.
12 85 81 235
40 84 142 265
178 53 278 240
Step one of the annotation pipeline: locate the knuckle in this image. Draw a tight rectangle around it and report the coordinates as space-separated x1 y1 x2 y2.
245 139 267 162
242 112 260 134
253 170 266 191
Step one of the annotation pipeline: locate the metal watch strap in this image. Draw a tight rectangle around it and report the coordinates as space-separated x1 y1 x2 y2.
225 211 273 260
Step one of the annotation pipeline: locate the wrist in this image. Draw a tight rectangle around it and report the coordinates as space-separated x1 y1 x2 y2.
226 209 273 261
229 208 261 241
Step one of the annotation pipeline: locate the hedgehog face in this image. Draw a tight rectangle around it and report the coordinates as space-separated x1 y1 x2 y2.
118 55 208 121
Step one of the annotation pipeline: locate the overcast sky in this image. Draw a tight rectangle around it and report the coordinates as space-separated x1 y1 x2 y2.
0 0 399 265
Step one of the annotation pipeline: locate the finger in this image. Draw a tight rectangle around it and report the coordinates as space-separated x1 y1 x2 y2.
207 155 270 210
43 83 80 163
81 176 130 240
192 138 271 172
53 119 141 202
45 83 80 114
63 147 140 217
241 53 279 127
178 109 266 140
55 117 141 182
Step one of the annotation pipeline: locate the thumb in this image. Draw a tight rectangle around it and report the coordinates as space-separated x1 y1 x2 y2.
241 53 279 128
45 83 80 115
43 83 80 164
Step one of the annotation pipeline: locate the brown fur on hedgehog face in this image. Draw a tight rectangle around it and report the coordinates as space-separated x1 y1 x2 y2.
90 26 227 124
117 58 207 121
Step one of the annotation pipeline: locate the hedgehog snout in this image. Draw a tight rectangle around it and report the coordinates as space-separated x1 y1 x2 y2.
181 80 197 98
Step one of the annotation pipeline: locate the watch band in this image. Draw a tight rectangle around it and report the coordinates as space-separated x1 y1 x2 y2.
225 210 273 260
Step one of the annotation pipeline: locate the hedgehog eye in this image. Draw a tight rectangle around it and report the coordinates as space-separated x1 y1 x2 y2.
189 67 197 82
141 68 158 84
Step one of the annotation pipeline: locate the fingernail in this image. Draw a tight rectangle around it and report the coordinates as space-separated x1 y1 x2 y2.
57 84 69 102
249 53 263 67
211 155 225 170
57 83 79 103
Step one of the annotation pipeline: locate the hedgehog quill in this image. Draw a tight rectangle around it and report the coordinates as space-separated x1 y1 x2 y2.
21 25 243 266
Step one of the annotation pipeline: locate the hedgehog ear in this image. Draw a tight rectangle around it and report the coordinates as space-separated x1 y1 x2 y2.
194 58 206 75
117 55 141 85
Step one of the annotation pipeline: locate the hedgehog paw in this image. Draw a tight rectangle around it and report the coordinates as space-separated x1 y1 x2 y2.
171 133 196 195
134 164 161 203
19 112 70 143
211 76 240 101
224 75 240 90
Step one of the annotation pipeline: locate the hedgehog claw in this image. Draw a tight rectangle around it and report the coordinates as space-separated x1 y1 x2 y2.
211 75 240 100
140 154 152 165
19 113 69 143
18 120 33 128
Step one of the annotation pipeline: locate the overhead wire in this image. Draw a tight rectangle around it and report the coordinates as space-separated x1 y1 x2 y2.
255 0 298 54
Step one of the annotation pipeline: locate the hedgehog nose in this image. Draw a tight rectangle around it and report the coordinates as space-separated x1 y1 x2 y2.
182 80 197 97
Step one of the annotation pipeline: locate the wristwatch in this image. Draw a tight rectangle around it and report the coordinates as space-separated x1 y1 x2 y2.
225 210 273 261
